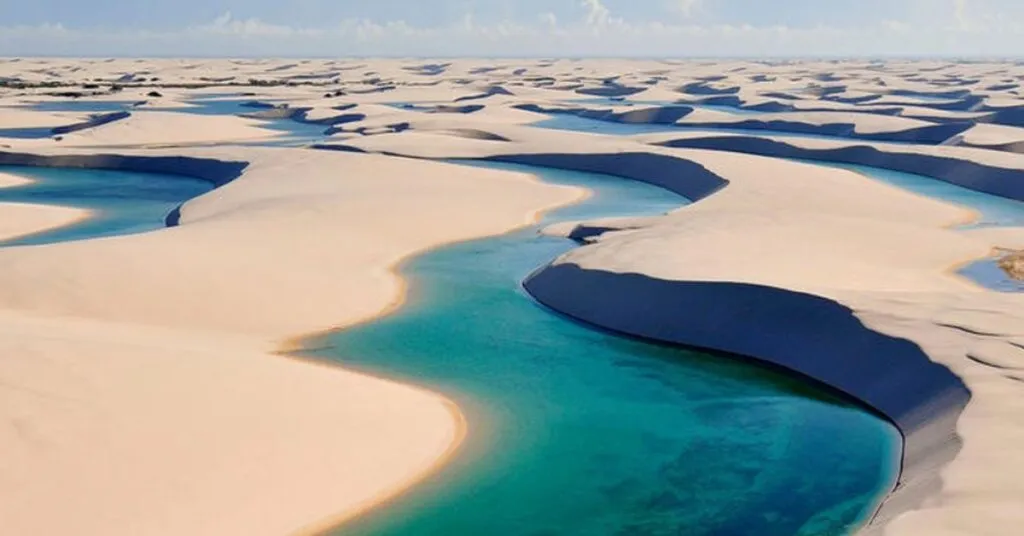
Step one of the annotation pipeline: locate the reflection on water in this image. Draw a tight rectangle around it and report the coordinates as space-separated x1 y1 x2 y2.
303 161 901 536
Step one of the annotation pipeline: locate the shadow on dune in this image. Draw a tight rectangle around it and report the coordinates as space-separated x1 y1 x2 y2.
403 63 450 76
576 84 647 98
524 265 968 528
515 103 974 144
679 82 741 96
399 148 972 529
0 111 131 139
454 86 514 102
301 143 975 528
53 111 131 135
516 102 697 125
0 150 247 227
481 152 728 201
986 106 1024 128
654 136 1024 202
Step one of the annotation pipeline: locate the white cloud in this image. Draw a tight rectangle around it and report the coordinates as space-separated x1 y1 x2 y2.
196 12 311 37
953 0 969 25
1 10 1023 57
580 0 611 27
881 19 912 32
675 0 703 18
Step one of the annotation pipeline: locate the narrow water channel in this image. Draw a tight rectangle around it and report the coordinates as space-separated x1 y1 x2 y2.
302 161 901 536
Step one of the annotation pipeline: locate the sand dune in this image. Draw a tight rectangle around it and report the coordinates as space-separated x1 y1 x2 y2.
57 111 283 147
0 171 32 188
0 147 581 535
2 57 1024 536
324 113 1024 535
0 107 93 128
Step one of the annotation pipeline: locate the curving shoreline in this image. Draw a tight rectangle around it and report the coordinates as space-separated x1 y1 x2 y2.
503 152 1021 534
3 56 1023 535
492 152 971 528
276 188 597 535
328 125 1024 534
522 267 963 528
0 200 93 243
0 147 582 536
294 161 899 535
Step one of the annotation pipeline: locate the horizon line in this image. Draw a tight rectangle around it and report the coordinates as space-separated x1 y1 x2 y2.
3 54 1024 61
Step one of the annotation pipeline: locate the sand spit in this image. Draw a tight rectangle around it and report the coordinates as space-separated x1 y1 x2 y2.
0 171 93 242
0 146 580 536
0 202 91 242
0 171 32 188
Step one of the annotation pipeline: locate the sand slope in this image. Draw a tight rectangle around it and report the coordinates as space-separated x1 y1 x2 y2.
0 147 581 535
0 202 90 242
3 57 1024 535
326 118 1024 536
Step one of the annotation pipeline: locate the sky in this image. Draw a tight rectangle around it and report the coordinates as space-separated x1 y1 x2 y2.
1 0 1023 57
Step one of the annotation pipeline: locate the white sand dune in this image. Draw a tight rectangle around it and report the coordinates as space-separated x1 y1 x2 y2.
0 146 581 536
3 57 1024 536
328 116 1024 536
0 171 32 188
0 107 92 129
55 111 284 147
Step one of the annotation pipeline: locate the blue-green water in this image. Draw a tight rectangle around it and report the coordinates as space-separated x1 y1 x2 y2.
10 98 329 147
528 105 1023 293
304 161 901 536
20 100 138 113
0 166 211 247
532 114 863 142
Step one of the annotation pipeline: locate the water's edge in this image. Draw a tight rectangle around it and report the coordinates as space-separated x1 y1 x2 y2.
458 151 972 534
0 149 910 535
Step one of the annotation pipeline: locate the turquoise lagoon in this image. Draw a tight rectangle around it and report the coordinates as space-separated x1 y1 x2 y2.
532 113 872 142
303 161 901 536
0 166 211 247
